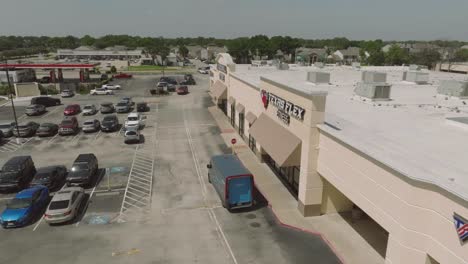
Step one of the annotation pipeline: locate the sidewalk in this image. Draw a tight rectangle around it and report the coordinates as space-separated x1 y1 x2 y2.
208 106 386 264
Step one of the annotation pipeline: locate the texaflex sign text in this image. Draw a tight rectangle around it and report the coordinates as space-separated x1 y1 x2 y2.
268 93 305 124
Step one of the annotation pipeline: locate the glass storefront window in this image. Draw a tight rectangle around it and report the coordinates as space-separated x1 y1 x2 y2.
230 104 235 127
239 113 244 138
264 155 300 198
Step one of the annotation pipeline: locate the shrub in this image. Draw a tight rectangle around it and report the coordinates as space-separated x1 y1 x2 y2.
0 85 13 96
110 66 117 73
39 84 59 95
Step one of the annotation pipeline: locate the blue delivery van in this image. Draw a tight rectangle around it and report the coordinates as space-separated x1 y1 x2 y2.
207 154 254 210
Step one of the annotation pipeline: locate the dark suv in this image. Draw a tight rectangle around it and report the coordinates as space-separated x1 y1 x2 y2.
0 156 36 191
66 154 99 187
31 97 61 107
101 115 119 132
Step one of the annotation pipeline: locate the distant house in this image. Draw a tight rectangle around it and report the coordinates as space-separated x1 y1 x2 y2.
333 47 361 64
166 53 178 66
207 46 228 60
57 45 143 60
382 43 441 54
295 48 327 65
461 45 468 50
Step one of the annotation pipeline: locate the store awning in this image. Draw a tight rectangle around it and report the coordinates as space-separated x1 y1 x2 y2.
228 96 235 105
246 112 257 124
249 113 301 167
211 81 227 100
236 103 245 113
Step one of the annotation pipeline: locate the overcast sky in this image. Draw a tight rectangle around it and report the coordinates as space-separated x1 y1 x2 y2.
1 0 467 41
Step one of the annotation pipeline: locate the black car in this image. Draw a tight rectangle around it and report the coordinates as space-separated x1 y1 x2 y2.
36 123 59 137
30 166 67 191
101 115 119 132
0 156 36 191
136 102 149 112
180 78 196 85
66 154 99 187
160 76 177 85
31 96 61 107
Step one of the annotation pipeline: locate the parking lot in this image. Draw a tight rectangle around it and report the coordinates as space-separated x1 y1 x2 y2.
0 73 340 264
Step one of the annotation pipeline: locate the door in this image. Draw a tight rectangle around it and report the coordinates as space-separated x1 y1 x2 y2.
227 176 252 207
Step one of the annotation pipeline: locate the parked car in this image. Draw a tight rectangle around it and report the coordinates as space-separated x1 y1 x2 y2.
207 154 254 210
100 102 115 114
60 90 74 98
102 84 121 90
115 101 131 113
124 112 146 130
30 166 67 191
100 74 108 81
13 122 40 137
59 116 79 136
184 74 194 80
39 76 51 83
82 119 100 133
25 104 46 116
112 73 132 79
0 122 15 137
90 88 113 95
167 83 176 92
0 156 36 191
36 123 59 137
198 67 210 74
64 104 81 116
124 127 141 144
176 86 189 95
44 187 86 224
180 78 196 85
82 104 97 116
136 102 149 112
159 76 177 85
31 96 61 107
0 186 49 228
66 154 98 187
101 115 119 132
121 97 134 106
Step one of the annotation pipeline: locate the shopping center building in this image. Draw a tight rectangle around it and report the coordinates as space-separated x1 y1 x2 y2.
209 53 468 264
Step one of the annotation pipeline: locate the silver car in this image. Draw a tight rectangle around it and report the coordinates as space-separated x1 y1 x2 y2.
115 101 130 113
44 187 86 224
124 126 140 144
25 104 46 116
82 104 97 116
82 119 100 133
0 122 14 137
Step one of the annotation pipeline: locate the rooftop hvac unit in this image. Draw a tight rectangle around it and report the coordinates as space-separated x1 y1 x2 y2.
403 71 429 84
361 71 387 83
354 82 392 100
314 62 324 68
307 71 330 84
277 63 289 70
409 64 421 71
437 80 468 98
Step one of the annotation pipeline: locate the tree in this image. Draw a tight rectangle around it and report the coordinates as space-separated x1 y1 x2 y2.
226 38 251 63
249 35 275 59
110 66 117 73
453 49 468 62
410 49 441 69
178 45 189 58
80 35 95 46
367 51 386 66
385 45 410 65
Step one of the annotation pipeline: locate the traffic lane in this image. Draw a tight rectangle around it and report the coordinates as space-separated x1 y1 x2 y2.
214 205 342 264
0 105 26 121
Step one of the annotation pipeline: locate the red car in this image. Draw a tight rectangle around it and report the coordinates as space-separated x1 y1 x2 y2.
176 86 189 95
64 104 81 116
59 116 79 135
113 73 133 79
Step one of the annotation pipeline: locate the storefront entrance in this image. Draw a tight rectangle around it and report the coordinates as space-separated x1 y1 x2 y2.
264 154 300 197
218 99 227 115
238 113 244 138
230 104 235 127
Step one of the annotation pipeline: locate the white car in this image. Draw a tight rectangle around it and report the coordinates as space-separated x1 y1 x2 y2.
197 67 210 74
82 104 97 115
124 126 141 144
90 88 113 95
102 84 121 90
124 112 146 130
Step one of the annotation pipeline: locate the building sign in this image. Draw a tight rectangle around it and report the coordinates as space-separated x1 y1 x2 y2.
217 63 227 74
220 73 225 82
260 90 305 125
454 213 468 243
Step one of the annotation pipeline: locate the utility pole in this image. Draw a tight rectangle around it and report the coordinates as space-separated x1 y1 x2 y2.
2 57 21 143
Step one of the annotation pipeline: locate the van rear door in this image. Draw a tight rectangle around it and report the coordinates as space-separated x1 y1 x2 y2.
226 176 253 208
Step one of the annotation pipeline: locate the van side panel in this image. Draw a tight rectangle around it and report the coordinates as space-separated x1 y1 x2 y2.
226 175 253 209
210 164 226 204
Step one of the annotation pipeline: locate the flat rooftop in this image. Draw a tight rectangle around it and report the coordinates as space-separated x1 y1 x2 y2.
231 64 468 202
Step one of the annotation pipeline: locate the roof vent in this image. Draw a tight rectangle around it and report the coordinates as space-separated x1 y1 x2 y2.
307 71 330 84
354 83 392 101
403 71 429 84
361 71 387 83
277 63 289 70
437 80 468 98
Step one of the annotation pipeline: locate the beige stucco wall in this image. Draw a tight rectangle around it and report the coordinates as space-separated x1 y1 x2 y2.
318 131 468 264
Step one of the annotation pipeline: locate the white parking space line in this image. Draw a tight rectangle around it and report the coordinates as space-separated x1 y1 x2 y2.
93 130 101 141
32 215 45 231
47 133 59 144
41 107 60 118
0 137 33 152
75 185 97 227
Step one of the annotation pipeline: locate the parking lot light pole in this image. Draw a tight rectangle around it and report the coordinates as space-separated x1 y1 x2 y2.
2 57 21 143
